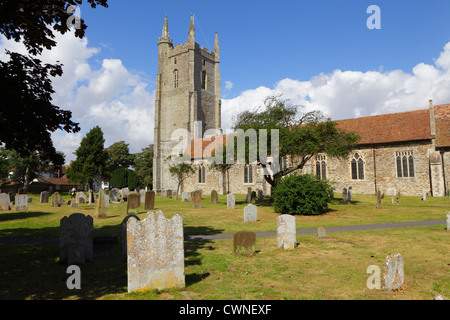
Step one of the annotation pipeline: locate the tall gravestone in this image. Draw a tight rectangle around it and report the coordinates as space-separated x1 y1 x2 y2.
233 231 256 256
446 213 450 231
376 189 382 208
276 214 296 250
382 253 404 291
139 189 146 203
121 214 140 261
257 190 263 202
15 195 28 211
244 204 257 223
110 188 120 202
51 192 63 207
227 193 235 209
95 188 107 219
342 188 348 202
0 193 11 211
144 191 155 210
210 190 218 204
193 190 202 209
127 211 185 292
347 187 352 202
122 188 129 201
40 191 49 203
127 192 140 214
59 213 93 265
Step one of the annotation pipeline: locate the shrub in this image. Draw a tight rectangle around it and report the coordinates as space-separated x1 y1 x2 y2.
127 169 140 190
110 168 128 189
272 173 333 215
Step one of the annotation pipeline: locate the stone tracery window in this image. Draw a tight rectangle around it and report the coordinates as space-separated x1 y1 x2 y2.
351 153 364 180
396 151 415 178
198 164 206 184
244 164 253 184
174 69 179 88
315 154 327 180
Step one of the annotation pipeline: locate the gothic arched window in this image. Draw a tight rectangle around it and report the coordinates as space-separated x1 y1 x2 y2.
315 154 327 180
244 165 253 184
351 153 364 180
202 70 207 90
198 164 206 184
396 151 415 178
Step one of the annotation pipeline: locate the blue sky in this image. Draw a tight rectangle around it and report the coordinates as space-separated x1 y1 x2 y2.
2 0 450 163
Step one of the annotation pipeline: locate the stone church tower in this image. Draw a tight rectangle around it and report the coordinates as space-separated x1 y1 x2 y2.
153 15 221 192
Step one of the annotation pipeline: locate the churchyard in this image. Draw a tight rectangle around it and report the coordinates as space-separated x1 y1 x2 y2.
0 190 448 300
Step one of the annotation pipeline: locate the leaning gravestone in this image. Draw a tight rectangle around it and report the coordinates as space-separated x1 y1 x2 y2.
233 231 256 256
121 214 140 261
110 188 120 202
14 195 28 211
244 204 257 223
193 190 202 209
0 193 11 211
276 214 296 250
227 193 235 209
144 191 155 210
317 226 326 239
181 191 191 202
382 253 404 291
127 192 140 214
59 213 93 265
210 190 218 204
40 191 49 203
127 211 185 292
51 192 63 207
95 188 107 219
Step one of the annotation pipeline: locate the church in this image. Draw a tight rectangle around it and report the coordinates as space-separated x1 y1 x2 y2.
153 16 450 197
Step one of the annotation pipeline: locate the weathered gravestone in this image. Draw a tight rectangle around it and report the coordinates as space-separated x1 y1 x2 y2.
15 195 28 211
376 189 382 208
422 189 427 201
127 192 140 214
122 188 129 199
244 204 257 223
0 193 11 211
51 192 63 207
59 213 93 265
193 190 202 209
95 188 107 219
446 213 450 231
110 188 120 202
210 190 218 204
227 193 235 209
127 211 185 292
382 253 404 291
276 214 296 250
103 194 110 207
167 189 173 199
317 226 326 239
233 231 256 256
257 190 263 202
181 191 191 202
347 187 352 202
342 188 348 202
144 191 155 210
121 214 140 261
139 190 146 203
40 191 49 203
161 189 167 198
76 192 87 204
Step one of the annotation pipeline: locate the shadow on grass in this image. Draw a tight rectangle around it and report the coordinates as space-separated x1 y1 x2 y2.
0 211 53 223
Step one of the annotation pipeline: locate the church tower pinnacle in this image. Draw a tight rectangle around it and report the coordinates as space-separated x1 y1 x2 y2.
188 13 195 43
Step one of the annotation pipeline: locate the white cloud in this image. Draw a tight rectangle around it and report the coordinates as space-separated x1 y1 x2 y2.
225 80 234 90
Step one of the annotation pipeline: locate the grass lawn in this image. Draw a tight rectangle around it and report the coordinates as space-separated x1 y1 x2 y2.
0 192 448 300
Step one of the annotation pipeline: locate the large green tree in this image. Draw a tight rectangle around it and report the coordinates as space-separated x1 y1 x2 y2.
0 0 108 158
232 94 361 188
105 141 135 172
133 145 154 189
66 126 108 191
166 155 195 200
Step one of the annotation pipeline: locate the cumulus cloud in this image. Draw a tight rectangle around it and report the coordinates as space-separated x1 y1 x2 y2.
225 80 234 90
221 41 450 130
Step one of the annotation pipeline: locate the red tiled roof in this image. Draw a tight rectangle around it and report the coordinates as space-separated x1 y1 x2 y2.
434 104 450 148
38 175 79 186
335 109 432 145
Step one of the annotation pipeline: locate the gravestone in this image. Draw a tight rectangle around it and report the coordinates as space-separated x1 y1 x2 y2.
244 204 257 223
139 189 146 203
127 192 140 214
110 188 120 202
276 214 296 250
233 231 256 256
227 193 235 209
376 189 382 208
103 194 110 207
161 189 167 198
40 191 49 203
317 226 326 239
76 192 87 204
397 191 401 203
342 188 348 202
257 190 263 202
51 192 63 207
121 214 140 261
347 187 352 202
181 191 191 202
245 193 252 203
167 189 173 199
193 190 202 209
122 188 129 200
144 191 155 210
127 211 185 292
59 213 93 265
210 190 218 204
88 190 94 205
250 191 257 204
446 213 450 231
382 253 404 291
14 195 28 211
0 193 11 211
422 189 427 201
71 202 78 208
95 188 107 219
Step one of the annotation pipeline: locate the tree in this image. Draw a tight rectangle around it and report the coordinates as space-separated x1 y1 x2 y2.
208 144 235 194
127 170 139 190
166 156 195 200
133 145 153 189
0 0 108 158
66 126 108 191
232 94 361 189
109 168 128 189
105 141 135 172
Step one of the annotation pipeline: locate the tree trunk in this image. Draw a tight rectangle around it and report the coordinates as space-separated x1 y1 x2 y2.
23 166 30 193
